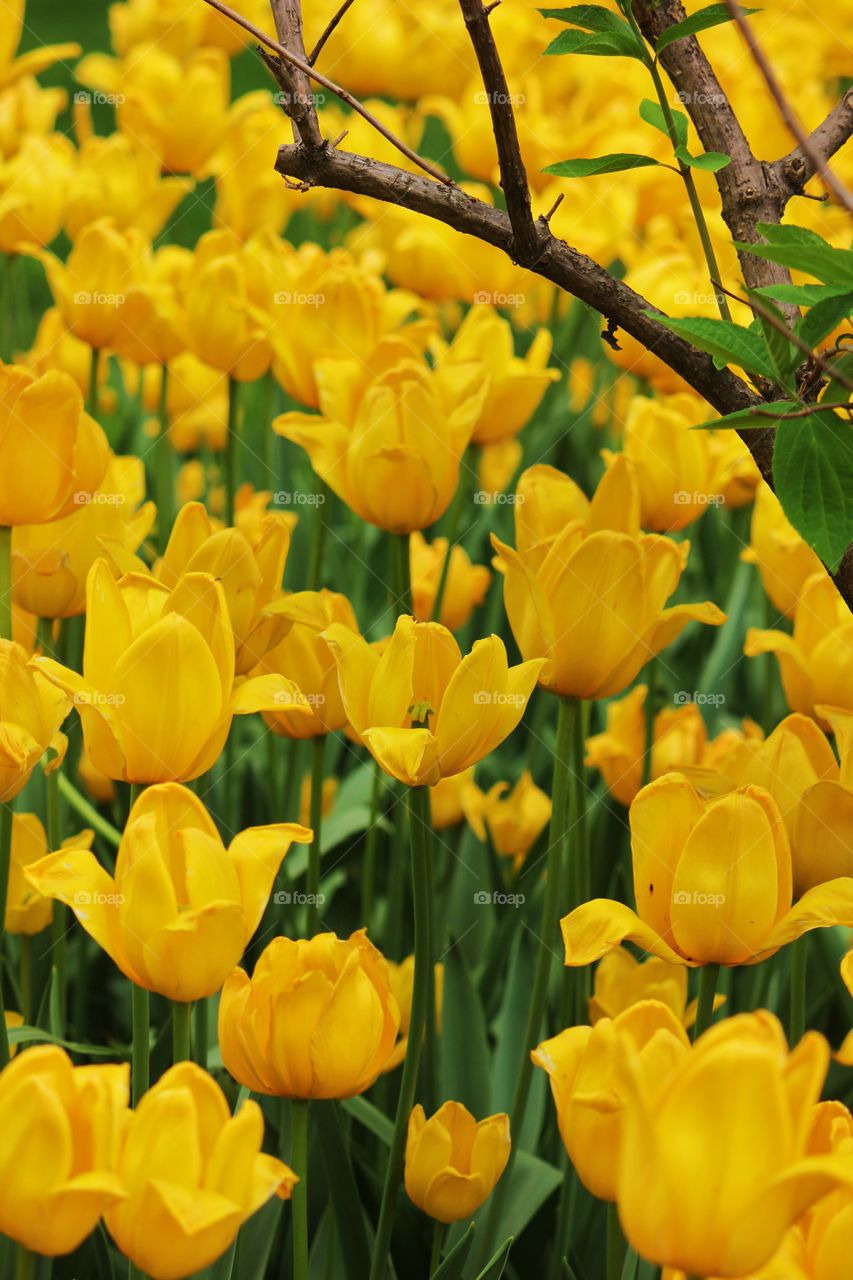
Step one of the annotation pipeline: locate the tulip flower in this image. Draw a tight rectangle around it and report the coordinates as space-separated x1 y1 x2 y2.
105 1062 296 1280
321 614 546 786
616 1012 851 1277
405 1102 510 1222
793 706 853 894
585 685 706 807
0 133 75 253
0 365 109 527
410 531 491 631
429 766 476 830
742 481 823 617
258 589 359 738
219 930 400 1099
746 571 853 721
33 559 310 783
835 952 853 1065
384 955 444 1072
562 773 853 969
110 244 191 369
434 305 559 445
26 782 311 1001
37 218 149 350
6 814 93 935
275 359 486 534
65 133 192 241
0 0 79 86
12 455 156 619
589 947 724 1029
532 1000 690 1200
478 438 522 499
182 228 271 380
0 639 70 801
0 1045 127 1255
492 458 726 700
463 770 551 867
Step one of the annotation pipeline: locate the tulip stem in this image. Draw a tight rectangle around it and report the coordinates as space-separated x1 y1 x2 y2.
15 1246 36 1280
789 937 808 1046
642 661 656 790
430 458 469 623
361 764 382 930
172 1000 192 1063
0 524 11 641
131 984 150 1105
606 1202 624 1280
306 734 326 935
225 375 239 526
693 963 720 1041
88 344 101 418
44 712 67 1036
156 362 174 554
57 773 121 848
290 1097 310 1280
390 532 412 615
0 800 12 1067
307 479 329 590
429 1221 446 1275
368 783 432 1280
194 996 209 1069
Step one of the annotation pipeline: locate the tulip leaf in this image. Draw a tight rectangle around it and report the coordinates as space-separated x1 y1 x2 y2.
441 942 493 1114
492 930 548 1149
341 1094 395 1146
655 3 759 52
674 143 731 172
645 312 778 380
432 1223 476 1279
473 1236 514 1279
773 409 853 572
314 1102 373 1280
735 223 853 286
544 153 662 177
228 1198 282 1280
639 98 688 146
7 1023 130 1057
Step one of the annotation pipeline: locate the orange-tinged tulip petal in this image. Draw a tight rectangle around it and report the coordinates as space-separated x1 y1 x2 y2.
405 1101 510 1222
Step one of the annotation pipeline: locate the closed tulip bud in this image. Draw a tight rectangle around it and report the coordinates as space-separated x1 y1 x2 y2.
589 947 724 1029
493 458 725 700
742 482 823 618
6 814 93 935
0 365 109 526
258 589 359 738
746 572 853 721
12 455 155 619
463 770 551 867
0 639 70 801
404 1102 510 1222
105 1062 296 1280
616 1012 850 1277
435 306 558 445
383 955 444 1071
182 229 271 379
410 531 491 631
429 766 476 830
275 359 486 534
562 773 853 969
0 133 74 253
33 559 310 783
532 1001 689 1201
38 218 150 350
478 439 522 498
218 930 400 1098
793 706 853 895
0 1045 127 1255
65 133 192 241
322 614 545 786
26 782 311 1001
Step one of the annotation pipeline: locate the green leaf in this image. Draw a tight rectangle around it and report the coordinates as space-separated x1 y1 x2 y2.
7 1022 129 1057
621 1248 641 1280
441 942 492 1114
472 1151 562 1243
674 144 731 171
773 409 853 571
432 1223 476 1280
754 282 853 306
544 153 662 177
656 3 759 52
689 400 803 430
539 4 635 34
492 930 547 1149
795 291 853 350
474 1237 514 1280
737 224 853 287
639 97 688 146
341 1094 395 1146
748 292 800 386
544 24 642 55
647 312 778 379
823 351 853 407
313 1102 372 1280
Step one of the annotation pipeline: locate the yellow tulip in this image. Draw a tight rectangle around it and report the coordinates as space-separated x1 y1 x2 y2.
478 439 522 499
33 559 309 783
298 774 337 827
746 571 853 720
589 947 724 1029
0 365 109 527
435 306 558 446
275 358 486 533
384 955 444 1072
410 531 491 631
12 455 156 619
182 229 271 380
405 1101 510 1223
0 1044 126 1255
835 952 853 1064
0 639 70 801
742 482 823 618
38 218 149 350
26 782 311 1001
562 773 853 968
257 589 359 738
794 706 853 894
65 133 192 241
616 1012 850 1277
107 0 270 58
6 815 93 936
208 91 302 241
585 685 707 806
110 244 190 368
0 0 79 87
77 744 116 805
463 770 551 867
218 929 400 1098
140 352 227 454
322 614 545 786
532 1000 690 1201
493 458 725 699
429 766 476 830
0 133 74 253
105 1062 295 1280
21 307 110 406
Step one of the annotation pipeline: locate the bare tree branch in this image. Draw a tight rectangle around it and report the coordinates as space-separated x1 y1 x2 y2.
268 0 322 146
307 0 358 65
774 88 853 201
457 0 541 265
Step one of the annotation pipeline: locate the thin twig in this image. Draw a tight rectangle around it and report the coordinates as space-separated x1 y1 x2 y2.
307 0 358 64
751 402 853 419
198 0 453 183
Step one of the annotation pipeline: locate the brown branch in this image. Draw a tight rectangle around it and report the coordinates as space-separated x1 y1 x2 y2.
457 0 541 265
268 0 322 146
307 0 358 64
199 0 453 183
722 0 853 214
774 89 853 202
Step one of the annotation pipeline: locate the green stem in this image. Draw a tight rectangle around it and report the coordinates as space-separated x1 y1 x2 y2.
642 661 656 790
225 375 239 526
430 461 469 622
476 695 576 1267
172 1000 192 1064
291 1098 310 1280
156 362 174 554
789 936 808 1046
57 773 121 847
361 765 382 930
429 1221 446 1276
194 996 209 1069
0 524 12 641
391 532 412 615
693 963 720 1041
15 1245 37 1280
45 726 66 1035
131 984 149 1105
306 735 326 935
368 784 432 1280
0 801 12 1066
88 344 101 418
20 936 32 1023
606 1202 624 1280
307 479 329 590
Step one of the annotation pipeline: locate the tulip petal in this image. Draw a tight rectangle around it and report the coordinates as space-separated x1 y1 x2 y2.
218 969 272 1094
630 774 705 949
229 823 313 937
362 726 440 786
144 903 247 1001
310 958 389 1097
321 622 380 736
760 878 853 955
24 849 133 980
744 627 813 715
230 673 311 716
562 899 686 967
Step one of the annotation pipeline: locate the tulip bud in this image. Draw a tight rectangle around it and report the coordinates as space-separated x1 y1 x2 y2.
405 1101 510 1222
